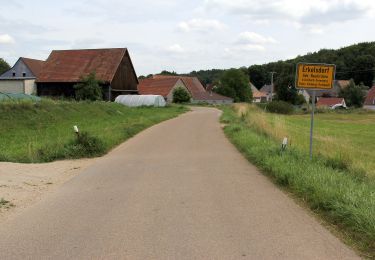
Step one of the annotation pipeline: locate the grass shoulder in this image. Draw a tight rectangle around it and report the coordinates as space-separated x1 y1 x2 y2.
0 99 187 163
220 104 375 258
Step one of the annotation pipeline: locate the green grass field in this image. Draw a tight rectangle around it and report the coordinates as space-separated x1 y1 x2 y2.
0 100 186 163
221 104 375 257
242 104 375 178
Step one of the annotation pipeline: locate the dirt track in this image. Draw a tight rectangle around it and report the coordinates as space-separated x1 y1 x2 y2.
0 107 358 259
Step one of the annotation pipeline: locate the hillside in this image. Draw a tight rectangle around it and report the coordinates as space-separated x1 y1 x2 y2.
154 42 375 89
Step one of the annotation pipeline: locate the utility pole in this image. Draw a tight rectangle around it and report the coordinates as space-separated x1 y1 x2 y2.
270 72 276 101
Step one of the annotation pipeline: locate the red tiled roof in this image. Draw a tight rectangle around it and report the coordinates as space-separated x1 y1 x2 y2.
21 57 44 77
152 75 232 101
253 91 268 98
364 86 375 106
138 77 180 97
37 48 128 83
336 80 350 89
316 97 345 107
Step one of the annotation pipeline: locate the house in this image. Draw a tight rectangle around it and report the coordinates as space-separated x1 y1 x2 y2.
138 77 189 102
139 75 233 104
260 84 275 101
36 48 138 100
364 86 375 110
302 80 351 101
0 57 44 95
251 82 268 103
316 97 347 109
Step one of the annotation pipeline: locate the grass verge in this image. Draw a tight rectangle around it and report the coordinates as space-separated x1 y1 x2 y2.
221 105 375 258
0 99 187 162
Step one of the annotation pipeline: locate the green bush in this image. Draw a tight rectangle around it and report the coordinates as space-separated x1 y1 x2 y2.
66 131 105 157
74 72 103 101
266 101 294 114
172 87 191 103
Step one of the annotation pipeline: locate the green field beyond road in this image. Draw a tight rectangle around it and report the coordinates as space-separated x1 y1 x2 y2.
0 100 186 163
239 104 375 178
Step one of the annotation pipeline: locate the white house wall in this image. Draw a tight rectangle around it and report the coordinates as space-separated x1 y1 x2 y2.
23 79 36 95
0 79 36 94
166 79 190 102
0 80 24 94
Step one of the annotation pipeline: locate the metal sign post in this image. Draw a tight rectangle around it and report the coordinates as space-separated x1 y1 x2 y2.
309 90 316 159
295 63 335 159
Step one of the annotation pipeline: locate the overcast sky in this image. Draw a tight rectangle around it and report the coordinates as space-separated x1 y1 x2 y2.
0 0 374 75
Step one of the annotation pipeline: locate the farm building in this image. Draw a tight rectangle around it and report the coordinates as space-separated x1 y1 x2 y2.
251 82 269 103
300 80 351 102
0 57 44 95
36 48 138 100
139 75 233 104
138 77 189 103
316 97 346 109
364 86 375 110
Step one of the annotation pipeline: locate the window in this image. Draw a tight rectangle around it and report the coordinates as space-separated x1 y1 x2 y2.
22 72 26 77
12 71 16 77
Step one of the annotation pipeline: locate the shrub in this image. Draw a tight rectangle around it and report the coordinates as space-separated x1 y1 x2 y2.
66 131 105 157
74 72 103 101
266 101 294 114
172 87 191 103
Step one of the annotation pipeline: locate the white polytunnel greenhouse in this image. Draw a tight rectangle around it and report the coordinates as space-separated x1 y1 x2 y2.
115 95 166 107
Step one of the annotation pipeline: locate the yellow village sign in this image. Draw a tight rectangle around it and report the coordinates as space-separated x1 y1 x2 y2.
296 63 336 89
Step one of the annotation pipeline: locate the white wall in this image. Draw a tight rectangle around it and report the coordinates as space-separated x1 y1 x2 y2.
166 79 190 103
24 79 37 95
364 105 375 110
0 79 36 94
0 80 24 93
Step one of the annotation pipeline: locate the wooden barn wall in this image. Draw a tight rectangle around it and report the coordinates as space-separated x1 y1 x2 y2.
111 52 138 92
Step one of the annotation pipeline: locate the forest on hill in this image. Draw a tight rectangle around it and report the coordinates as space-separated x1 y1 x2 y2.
153 42 375 89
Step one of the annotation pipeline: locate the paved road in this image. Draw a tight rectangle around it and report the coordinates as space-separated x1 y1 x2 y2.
0 107 358 259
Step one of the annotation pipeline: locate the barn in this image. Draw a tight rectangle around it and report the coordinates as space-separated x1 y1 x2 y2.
138 77 189 102
36 48 138 100
0 57 44 95
139 75 233 104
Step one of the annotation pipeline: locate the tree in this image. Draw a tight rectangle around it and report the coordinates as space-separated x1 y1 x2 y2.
248 65 267 88
172 87 191 103
351 55 375 87
0 58 10 75
339 79 366 107
160 70 178 76
74 72 103 101
275 73 298 104
215 69 252 102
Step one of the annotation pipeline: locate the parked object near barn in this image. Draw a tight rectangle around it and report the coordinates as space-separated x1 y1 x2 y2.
115 95 166 107
316 97 347 109
0 57 44 95
0 93 41 101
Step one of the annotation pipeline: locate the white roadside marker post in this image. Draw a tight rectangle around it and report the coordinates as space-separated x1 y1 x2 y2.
281 137 288 152
73 125 80 138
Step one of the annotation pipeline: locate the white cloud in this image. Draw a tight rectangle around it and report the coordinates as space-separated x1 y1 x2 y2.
0 34 15 44
177 18 226 32
165 44 185 53
204 0 375 25
237 32 277 44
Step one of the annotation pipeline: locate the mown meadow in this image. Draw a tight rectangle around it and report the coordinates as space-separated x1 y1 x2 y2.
221 104 375 257
0 99 186 162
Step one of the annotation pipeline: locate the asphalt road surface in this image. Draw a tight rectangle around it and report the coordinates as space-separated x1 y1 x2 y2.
0 107 358 259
